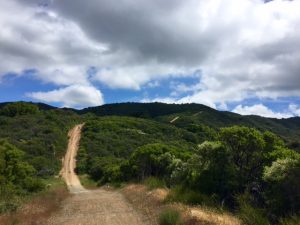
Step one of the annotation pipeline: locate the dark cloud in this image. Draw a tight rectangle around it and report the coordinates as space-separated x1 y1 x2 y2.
50 0 217 66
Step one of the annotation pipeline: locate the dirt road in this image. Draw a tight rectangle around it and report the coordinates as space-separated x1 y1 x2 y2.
60 124 86 194
47 124 150 225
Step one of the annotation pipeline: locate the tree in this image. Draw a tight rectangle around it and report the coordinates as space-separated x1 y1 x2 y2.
184 141 235 201
220 126 267 191
129 143 184 180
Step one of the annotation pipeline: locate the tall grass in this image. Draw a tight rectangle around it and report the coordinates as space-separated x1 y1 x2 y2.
237 194 270 225
159 208 181 225
166 186 218 207
144 177 166 190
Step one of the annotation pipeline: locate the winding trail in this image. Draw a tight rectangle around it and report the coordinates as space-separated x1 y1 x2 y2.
47 124 150 225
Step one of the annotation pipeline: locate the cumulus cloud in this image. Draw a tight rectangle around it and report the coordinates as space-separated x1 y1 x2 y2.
289 104 300 117
233 104 293 119
1 0 300 109
27 85 104 108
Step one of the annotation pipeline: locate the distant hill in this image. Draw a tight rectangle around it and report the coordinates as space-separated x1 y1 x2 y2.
80 102 300 150
0 101 56 111
1 101 299 151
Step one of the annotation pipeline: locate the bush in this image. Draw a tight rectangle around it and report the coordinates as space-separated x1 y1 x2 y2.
263 157 300 216
159 208 181 225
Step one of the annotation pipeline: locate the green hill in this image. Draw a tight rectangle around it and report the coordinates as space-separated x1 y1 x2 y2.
0 101 299 223
81 102 300 151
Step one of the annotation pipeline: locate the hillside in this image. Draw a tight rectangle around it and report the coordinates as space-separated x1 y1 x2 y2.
81 102 300 151
1 101 300 151
0 101 299 225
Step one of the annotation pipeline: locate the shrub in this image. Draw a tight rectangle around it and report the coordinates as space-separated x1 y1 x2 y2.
0 102 39 117
159 208 181 225
263 156 300 215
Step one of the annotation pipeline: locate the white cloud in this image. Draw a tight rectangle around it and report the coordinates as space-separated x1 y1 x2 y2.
232 104 293 118
289 104 300 117
1 0 300 107
27 85 104 108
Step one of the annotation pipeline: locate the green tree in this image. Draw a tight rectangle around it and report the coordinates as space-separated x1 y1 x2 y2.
220 126 267 191
185 141 235 199
129 143 185 180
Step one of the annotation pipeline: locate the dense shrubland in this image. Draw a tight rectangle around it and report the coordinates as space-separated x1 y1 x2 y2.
0 102 80 212
0 101 299 224
78 118 300 224
0 140 44 212
0 103 81 176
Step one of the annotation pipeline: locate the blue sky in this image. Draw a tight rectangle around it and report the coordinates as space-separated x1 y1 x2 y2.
0 0 300 118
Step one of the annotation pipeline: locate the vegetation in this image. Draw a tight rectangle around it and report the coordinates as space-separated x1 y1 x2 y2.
77 120 300 224
0 102 80 212
159 208 181 225
0 101 299 224
0 103 80 176
0 140 44 212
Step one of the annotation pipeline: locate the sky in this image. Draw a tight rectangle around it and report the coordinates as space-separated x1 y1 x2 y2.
0 0 300 118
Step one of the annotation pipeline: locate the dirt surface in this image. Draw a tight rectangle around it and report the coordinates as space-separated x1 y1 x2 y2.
47 124 150 225
170 116 180 123
59 124 86 194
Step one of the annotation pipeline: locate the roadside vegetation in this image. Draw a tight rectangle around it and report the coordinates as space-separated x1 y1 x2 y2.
0 102 80 214
77 117 300 225
0 102 299 224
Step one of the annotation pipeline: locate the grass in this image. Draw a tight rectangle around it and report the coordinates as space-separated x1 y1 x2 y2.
166 186 218 207
159 208 181 225
0 177 69 225
144 177 166 190
237 195 270 225
78 174 98 189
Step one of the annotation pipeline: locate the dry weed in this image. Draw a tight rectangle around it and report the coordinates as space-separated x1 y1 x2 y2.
0 187 69 225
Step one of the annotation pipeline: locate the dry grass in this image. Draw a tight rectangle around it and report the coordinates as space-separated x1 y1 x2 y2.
121 184 168 225
189 207 241 225
121 184 241 225
0 187 69 225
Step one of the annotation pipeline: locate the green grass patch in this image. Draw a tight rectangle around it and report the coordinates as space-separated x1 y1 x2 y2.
78 174 98 189
144 177 166 190
159 208 181 225
166 186 218 207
